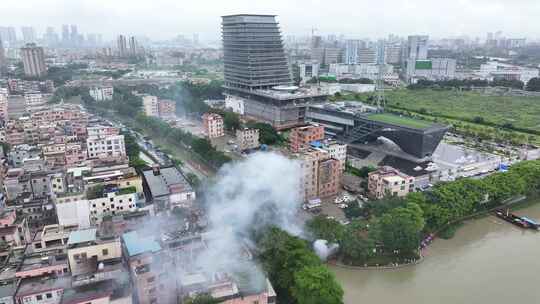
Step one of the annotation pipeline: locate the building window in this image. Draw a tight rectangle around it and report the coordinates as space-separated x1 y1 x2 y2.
46 293 52 299
102 249 109 256
36 295 43 301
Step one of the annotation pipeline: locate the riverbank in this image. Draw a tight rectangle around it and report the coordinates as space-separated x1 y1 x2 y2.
331 201 540 304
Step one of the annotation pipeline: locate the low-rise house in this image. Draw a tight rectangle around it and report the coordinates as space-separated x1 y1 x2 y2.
142 166 195 211
15 251 69 279
32 225 78 252
14 276 70 304
368 166 415 199
66 228 122 276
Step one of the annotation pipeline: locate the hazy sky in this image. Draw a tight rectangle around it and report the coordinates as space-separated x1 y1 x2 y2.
1 0 539 41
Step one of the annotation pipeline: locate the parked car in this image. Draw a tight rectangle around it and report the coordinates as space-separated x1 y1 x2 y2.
338 204 348 209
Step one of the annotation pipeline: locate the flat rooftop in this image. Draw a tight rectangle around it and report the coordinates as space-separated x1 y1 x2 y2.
366 113 435 130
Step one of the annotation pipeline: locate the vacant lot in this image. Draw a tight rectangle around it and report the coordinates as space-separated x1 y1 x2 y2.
384 89 540 132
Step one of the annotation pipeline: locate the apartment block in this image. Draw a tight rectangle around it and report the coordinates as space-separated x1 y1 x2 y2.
368 166 415 199
87 185 138 224
122 230 176 304
86 134 126 160
202 113 224 139
158 99 176 118
142 95 159 117
236 128 259 151
289 124 324 153
89 86 114 102
298 149 343 201
322 142 347 172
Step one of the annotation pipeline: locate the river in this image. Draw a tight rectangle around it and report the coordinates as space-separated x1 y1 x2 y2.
331 201 540 304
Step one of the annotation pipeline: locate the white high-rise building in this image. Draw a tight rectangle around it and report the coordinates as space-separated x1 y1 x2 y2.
142 95 159 117
20 43 47 77
407 35 429 60
344 40 360 64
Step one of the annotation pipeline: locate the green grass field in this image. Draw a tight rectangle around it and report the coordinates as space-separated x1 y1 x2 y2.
367 113 434 129
384 89 540 132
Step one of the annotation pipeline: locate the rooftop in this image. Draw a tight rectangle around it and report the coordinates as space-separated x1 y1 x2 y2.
142 166 193 198
17 276 71 297
122 230 161 257
67 228 97 246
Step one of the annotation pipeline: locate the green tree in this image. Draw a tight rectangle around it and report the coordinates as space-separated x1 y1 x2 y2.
340 231 374 263
306 216 345 243
245 122 283 145
292 265 344 304
375 203 425 253
526 77 540 91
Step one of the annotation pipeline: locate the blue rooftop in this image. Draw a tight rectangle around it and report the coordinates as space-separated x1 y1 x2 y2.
67 228 97 245
122 230 162 257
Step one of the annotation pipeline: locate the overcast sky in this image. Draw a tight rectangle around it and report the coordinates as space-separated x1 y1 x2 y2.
1 0 539 41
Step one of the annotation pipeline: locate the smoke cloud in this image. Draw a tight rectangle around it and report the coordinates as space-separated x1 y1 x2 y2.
194 152 304 282
313 239 339 261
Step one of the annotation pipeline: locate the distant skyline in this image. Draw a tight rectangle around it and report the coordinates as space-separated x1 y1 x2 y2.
1 0 539 42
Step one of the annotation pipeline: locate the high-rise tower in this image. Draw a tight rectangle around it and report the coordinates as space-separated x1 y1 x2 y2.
222 14 291 91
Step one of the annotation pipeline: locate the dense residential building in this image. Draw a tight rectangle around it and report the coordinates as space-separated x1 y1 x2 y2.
236 128 260 151
298 149 342 201
20 43 47 77
368 166 415 199
122 230 176 304
142 95 159 117
158 99 175 118
289 124 325 153
202 113 225 138
86 133 126 160
89 86 114 102
321 141 347 172
24 91 48 112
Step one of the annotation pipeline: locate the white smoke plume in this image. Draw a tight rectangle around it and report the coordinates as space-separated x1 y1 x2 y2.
313 239 339 261
195 152 304 277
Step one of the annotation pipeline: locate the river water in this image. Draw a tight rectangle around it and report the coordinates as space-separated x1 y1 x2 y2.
331 202 540 304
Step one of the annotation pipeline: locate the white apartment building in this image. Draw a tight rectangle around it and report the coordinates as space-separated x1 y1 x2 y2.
89 86 114 101
142 95 159 117
86 134 126 159
406 58 457 83
88 190 138 224
54 194 91 228
323 142 347 171
225 95 245 115
236 128 260 151
477 61 539 85
24 91 47 112
86 125 119 137
0 92 7 120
